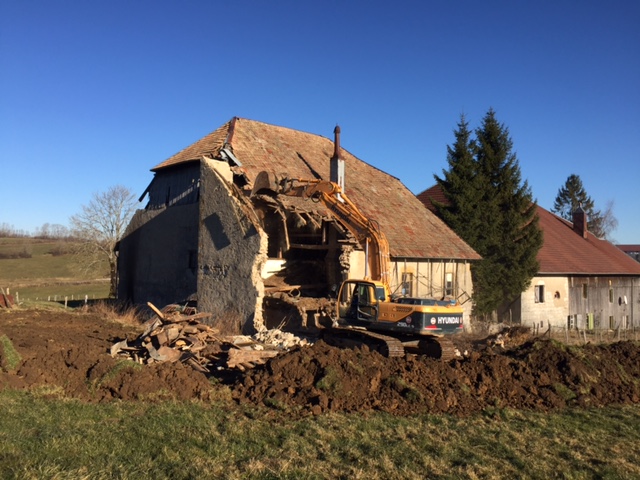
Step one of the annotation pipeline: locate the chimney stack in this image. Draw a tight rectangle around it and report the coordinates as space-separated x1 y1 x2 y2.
330 125 345 192
572 205 588 239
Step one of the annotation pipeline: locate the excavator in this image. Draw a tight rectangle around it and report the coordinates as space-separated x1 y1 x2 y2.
251 171 464 360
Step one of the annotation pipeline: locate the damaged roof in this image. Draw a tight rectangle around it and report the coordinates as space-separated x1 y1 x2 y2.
418 184 640 276
153 117 480 261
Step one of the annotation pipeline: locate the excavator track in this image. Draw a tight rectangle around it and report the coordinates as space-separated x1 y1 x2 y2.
322 326 405 357
424 337 458 361
402 336 458 360
323 327 459 361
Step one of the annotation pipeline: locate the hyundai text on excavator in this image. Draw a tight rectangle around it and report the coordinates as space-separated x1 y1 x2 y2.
251 171 464 360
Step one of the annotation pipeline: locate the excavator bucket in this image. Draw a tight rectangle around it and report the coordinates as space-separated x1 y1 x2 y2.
251 171 281 197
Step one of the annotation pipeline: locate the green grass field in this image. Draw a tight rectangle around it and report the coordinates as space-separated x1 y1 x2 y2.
0 237 110 302
0 390 638 479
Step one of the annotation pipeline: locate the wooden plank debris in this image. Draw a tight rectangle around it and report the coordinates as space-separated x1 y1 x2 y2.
147 302 166 321
226 349 279 370
110 302 299 373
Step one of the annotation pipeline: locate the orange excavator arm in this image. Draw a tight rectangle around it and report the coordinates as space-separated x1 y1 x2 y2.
251 171 391 289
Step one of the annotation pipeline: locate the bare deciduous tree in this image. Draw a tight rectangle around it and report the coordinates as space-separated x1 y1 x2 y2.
70 185 137 297
598 199 619 242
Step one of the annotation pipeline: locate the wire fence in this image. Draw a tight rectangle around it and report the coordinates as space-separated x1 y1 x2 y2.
531 322 640 345
10 292 102 308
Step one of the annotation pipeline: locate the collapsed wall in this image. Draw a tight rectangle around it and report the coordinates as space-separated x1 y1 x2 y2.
118 159 355 336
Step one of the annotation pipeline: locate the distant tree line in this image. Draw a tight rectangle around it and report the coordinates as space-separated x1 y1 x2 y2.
0 222 75 240
0 223 31 238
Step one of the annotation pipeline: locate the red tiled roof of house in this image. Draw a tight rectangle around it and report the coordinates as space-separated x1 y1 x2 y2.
153 117 480 261
536 208 640 274
417 184 640 275
416 185 446 214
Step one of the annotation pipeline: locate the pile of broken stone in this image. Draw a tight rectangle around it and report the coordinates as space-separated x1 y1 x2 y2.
109 303 313 372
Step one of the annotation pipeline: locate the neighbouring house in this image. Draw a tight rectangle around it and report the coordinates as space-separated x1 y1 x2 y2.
617 245 640 263
418 186 640 329
117 117 480 333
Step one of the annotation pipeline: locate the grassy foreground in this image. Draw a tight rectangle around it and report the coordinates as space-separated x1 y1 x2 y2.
0 390 638 479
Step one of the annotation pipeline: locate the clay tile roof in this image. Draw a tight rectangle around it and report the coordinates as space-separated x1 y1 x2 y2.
536 207 640 275
417 184 640 276
153 117 480 261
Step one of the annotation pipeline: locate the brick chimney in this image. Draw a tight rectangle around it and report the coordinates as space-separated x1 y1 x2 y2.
329 125 345 192
573 205 588 239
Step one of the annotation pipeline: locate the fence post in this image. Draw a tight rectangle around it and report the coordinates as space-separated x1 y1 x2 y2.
64 296 68 309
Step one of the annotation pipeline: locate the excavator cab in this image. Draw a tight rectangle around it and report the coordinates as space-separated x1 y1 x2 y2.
338 280 386 326
338 278 464 336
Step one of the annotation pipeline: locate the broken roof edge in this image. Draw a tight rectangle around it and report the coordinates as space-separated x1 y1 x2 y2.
150 118 234 172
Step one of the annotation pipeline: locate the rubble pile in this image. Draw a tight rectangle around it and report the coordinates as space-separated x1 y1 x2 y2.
253 327 313 350
110 303 313 372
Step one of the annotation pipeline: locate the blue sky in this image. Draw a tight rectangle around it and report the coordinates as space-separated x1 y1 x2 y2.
1 1 638 243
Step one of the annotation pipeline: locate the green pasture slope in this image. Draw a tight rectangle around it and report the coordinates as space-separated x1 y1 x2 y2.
0 237 109 302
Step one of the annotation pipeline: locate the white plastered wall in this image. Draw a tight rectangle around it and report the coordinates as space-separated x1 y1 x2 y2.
520 276 569 328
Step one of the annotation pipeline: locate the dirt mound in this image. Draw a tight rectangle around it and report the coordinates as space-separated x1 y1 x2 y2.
0 309 213 402
1 309 639 416
231 338 640 415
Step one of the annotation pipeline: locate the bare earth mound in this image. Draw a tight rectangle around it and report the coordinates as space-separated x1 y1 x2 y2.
1 310 639 417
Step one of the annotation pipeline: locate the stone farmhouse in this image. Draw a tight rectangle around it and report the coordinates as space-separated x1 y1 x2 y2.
117 117 480 333
418 186 640 329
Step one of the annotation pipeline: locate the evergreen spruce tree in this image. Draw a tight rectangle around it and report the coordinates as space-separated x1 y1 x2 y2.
433 115 483 246
472 109 542 316
552 174 605 237
436 109 543 318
